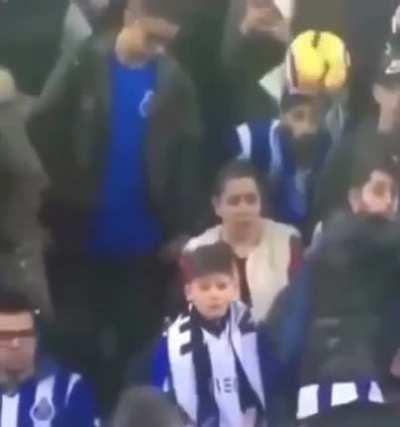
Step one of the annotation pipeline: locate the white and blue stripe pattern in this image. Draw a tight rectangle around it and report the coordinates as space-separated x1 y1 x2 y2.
0 358 99 427
297 380 384 420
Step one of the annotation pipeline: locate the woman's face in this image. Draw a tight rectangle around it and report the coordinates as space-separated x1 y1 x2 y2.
213 177 262 229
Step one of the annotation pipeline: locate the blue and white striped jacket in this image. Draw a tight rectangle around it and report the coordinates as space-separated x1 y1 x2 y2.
229 119 332 236
0 356 99 427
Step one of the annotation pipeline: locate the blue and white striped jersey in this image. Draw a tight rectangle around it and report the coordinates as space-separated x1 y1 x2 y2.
0 356 99 427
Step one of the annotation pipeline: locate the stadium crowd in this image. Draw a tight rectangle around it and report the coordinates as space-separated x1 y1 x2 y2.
1 0 400 425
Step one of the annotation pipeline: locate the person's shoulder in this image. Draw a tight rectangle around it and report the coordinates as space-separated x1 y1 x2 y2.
166 312 191 335
235 119 276 140
184 225 222 252
156 55 192 84
77 30 116 62
37 355 87 389
263 218 301 239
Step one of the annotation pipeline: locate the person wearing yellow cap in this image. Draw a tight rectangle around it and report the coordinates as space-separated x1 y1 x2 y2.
286 31 350 96
291 0 398 125
285 30 351 145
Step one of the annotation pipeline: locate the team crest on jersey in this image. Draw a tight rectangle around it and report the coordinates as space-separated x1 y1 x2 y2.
30 397 55 423
139 90 155 118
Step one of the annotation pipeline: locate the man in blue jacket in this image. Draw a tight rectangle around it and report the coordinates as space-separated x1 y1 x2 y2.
0 288 99 427
229 90 332 241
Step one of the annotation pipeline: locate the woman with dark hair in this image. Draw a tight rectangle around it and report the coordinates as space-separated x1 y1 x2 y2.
185 159 303 323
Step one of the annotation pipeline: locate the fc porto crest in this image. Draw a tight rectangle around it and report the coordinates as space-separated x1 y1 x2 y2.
139 90 155 118
30 397 55 424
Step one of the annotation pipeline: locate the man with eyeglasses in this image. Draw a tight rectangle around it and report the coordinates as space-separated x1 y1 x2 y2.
0 288 99 426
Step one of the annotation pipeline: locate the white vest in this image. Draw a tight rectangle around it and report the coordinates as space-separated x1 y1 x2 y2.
185 219 300 322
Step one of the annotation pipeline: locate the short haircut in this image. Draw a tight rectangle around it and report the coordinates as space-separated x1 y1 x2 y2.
111 386 184 427
0 288 36 315
181 242 235 284
213 159 263 198
349 138 399 190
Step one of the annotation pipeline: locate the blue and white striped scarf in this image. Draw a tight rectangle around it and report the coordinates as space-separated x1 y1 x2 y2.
158 302 266 426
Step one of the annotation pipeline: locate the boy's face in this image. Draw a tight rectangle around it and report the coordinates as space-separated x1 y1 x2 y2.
281 101 323 140
123 4 179 58
185 273 238 321
349 170 398 219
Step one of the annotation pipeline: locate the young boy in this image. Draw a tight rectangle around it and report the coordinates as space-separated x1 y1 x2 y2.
229 90 332 241
148 242 277 427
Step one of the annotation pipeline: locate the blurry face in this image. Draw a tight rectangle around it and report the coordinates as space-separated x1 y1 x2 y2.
123 7 179 58
0 312 36 391
374 83 400 133
281 102 323 140
213 177 262 231
349 170 398 218
185 273 237 320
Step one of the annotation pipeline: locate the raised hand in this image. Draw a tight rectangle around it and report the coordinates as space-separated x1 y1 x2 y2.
240 0 290 42
138 16 179 44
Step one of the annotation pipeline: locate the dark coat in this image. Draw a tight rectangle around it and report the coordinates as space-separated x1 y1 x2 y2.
143 0 286 195
37 31 203 252
271 217 400 389
145 0 286 122
0 97 51 318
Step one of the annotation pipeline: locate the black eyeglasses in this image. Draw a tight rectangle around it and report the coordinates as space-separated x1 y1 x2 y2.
0 329 36 348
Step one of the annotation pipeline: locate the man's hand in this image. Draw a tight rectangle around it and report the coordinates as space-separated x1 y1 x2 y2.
240 0 290 42
138 17 179 43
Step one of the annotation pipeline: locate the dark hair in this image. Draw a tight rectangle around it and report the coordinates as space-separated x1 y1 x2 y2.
213 159 263 198
0 288 36 315
111 386 184 427
305 402 400 427
349 141 399 190
291 0 346 37
280 89 317 113
181 242 235 283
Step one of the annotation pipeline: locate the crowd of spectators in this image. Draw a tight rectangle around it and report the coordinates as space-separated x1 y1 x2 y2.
1 0 400 425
